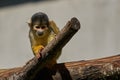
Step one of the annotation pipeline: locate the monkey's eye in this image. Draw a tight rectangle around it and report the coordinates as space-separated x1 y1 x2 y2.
35 26 40 29
41 26 46 29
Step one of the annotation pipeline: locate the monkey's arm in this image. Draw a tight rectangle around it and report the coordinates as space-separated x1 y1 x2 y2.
32 44 60 68
32 45 44 58
49 21 60 34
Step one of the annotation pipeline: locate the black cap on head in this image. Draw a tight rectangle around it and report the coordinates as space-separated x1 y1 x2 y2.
31 12 49 27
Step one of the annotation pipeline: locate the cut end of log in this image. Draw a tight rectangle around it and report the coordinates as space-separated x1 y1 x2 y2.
70 17 81 30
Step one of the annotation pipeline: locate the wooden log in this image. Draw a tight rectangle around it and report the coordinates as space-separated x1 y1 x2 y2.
52 54 120 80
0 55 120 80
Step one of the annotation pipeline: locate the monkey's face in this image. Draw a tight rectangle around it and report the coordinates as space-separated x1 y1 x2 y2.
32 22 51 38
28 12 51 38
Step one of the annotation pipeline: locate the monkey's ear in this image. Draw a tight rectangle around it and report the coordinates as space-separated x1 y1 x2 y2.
27 19 32 27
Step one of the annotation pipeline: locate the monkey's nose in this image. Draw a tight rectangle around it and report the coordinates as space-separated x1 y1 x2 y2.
37 31 43 36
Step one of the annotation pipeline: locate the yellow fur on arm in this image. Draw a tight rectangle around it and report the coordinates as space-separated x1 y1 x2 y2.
49 20 60 34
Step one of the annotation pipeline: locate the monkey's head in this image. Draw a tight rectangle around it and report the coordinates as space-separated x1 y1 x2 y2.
28 12 51 38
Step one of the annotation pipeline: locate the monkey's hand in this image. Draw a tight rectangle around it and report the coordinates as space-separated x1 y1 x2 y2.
32 45 44 58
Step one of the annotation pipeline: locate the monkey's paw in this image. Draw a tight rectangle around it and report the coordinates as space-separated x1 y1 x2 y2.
32 45 44 58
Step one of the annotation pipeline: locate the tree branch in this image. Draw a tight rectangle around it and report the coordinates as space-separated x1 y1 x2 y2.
19 17 80 80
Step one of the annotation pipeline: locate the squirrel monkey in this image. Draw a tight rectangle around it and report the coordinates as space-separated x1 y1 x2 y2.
27 12 61 67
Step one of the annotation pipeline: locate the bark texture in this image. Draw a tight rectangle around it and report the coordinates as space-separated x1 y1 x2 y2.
0 55 120 80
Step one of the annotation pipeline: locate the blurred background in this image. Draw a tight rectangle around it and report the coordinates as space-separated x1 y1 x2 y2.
0 0 120 68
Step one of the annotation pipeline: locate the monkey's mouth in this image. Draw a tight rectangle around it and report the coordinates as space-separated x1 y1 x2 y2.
36 31 44 36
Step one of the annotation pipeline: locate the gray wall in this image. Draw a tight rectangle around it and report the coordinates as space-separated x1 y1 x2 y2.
0 0 120 68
